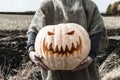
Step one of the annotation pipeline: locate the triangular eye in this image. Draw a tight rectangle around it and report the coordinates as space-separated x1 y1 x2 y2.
66 30 75 35
48 31 55 35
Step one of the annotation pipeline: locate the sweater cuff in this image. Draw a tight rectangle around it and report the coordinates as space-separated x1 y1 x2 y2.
27 31 37 54
27 44 35 53
89 50 97 59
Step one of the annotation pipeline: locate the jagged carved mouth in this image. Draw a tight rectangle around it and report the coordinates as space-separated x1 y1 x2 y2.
43 37 82 56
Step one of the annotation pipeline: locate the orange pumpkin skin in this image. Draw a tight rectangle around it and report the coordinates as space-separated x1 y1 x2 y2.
35 23 91 70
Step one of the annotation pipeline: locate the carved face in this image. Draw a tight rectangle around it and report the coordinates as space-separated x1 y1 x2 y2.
35 23 91 70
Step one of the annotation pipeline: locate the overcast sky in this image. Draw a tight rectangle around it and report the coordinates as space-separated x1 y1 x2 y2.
0 0 119 12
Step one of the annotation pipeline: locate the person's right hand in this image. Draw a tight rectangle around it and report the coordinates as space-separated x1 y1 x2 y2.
29 51 49 70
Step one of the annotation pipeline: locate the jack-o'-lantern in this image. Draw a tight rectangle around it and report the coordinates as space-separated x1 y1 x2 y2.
35 23 91 70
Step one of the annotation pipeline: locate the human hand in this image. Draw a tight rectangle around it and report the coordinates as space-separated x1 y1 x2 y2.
29 51 49 70
72 56 93 71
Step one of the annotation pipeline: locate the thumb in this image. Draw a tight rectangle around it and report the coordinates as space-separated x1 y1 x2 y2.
29 51 39 63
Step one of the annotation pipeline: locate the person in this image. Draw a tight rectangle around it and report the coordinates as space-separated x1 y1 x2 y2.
27 0 105 80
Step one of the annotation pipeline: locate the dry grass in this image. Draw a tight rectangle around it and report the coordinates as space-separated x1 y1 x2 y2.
99 47 120 79
0 14 120 30
7 61 41 80
101 67 120 80
103 16 120 29
0 14 33 30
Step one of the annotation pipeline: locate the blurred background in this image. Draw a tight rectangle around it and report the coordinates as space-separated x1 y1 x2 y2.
0 0 120 80
0 0 119 13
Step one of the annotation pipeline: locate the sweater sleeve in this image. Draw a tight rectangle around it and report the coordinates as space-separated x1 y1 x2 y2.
27 31 37 53
89 32 101 59
27 0 51 33
83 0 105 59
83 0 105 35
27 1 51 54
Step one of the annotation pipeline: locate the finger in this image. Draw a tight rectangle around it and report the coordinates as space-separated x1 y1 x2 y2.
73 61 89 71
72 64 88 71
34 55 49 70
29 52 38 63
87 56 93 63
37 62 49 70
72 57 94 71
80 58 88 65
72 58 91 71
35 52 43 58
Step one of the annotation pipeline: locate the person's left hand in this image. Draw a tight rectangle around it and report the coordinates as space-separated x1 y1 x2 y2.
72 56 93 71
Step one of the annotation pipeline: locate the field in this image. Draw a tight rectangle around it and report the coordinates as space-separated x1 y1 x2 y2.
0 14 33 30
0 14 120 30
103 16 120 29
0 14 120 80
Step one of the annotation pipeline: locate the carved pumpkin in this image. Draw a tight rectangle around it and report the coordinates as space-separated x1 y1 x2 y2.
35 23 91 70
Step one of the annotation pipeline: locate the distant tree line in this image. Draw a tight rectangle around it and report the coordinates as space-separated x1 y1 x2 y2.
1 1 120 16
106 1 120 16
0 11 35 15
